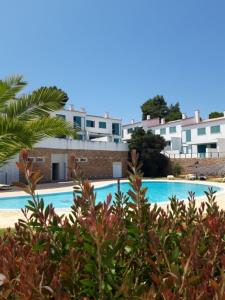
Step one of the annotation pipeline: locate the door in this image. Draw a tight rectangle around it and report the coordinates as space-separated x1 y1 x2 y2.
198 145 206 158
51 154 68 181
113 162 122 178
52 163 59 181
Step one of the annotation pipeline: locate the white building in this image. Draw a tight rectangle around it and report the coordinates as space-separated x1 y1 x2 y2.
52 106 122 143
0 107 125 184
122 110 225 158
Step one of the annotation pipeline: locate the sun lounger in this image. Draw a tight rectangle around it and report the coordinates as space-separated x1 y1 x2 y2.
199 174 207 181
186 174 196 180
167 175 175 180
0 184 12 190
218 177 225 183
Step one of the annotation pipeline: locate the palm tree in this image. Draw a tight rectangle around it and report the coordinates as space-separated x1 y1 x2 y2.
0 75 76 166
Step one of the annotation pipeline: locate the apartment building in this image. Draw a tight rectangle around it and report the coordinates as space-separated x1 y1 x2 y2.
0 107 127 184
54 106 122 143
122 110 225 158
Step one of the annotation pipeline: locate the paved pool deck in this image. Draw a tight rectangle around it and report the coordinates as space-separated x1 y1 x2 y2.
0 179 225 228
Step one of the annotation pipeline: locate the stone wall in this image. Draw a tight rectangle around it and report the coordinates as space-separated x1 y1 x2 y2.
19 148 128 183
172 158 225 176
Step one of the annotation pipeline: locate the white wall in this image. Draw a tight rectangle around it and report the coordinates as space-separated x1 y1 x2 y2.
153 123 182 141
0 155 19 184
85 115 121 137
182 119 225 146
52 109 122 138
217 138 225 153
37 138 128 151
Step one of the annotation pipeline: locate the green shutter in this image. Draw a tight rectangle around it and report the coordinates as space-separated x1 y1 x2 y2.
210 125 220 134
186 130 191 142
160 128 166 135
169 126 176 133
197 128 206 135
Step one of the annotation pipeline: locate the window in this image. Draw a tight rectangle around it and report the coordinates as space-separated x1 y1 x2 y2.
99 121 106 129
169 126 176 133
160 128 166 135
127 128 133 134
28 157 36 162
112 123 120 135
114 138 120 143
73 116 82 128
185 130 191 142
75 157 88 163
56 114 66 120
36 157 45 163
197 127 206 135
211 125 220 134
209 143 217 149
86 120 95 127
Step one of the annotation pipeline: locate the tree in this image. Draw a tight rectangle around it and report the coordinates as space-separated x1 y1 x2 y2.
141 96 182 122
0 75 76 165
128 127 170 177
209 111 224 119
166 102 182 122
141 95 168 120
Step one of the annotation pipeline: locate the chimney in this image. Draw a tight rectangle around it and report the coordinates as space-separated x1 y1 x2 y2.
68 104 74 111
161 118 165 125
182 113 187 120
104 112 109 118
194 110 200 123
131 119 135 124
146 115 151 120
80 107 86 113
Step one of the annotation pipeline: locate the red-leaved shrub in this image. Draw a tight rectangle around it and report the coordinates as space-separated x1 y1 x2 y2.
0 149 224 299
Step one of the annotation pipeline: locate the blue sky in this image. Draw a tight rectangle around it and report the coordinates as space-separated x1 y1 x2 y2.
0 0 225 123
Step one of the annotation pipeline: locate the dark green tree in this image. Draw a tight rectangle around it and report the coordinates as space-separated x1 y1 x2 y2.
141 95 168 120
209 111 224 119
129 127 170 177
141 96 182 122
166 102 182 122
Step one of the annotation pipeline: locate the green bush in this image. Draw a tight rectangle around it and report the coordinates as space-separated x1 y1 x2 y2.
171 162 183 176
0 150 224 299
129 128 170 177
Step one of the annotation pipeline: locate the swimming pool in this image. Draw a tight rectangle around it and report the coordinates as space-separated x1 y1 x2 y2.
0 181 221 209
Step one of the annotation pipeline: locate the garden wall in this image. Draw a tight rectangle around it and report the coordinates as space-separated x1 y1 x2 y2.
19 148 128 183
172 157 225 176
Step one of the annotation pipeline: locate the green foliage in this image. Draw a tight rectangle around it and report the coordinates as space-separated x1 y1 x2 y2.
141 95 168 120
171 162 183 176
209 111 224 119
0 151 225 299
0 75 76 166
166 102 182 122
128 128 170 177
141 95 182 122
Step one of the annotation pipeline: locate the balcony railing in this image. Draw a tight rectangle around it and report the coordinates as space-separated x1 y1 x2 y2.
164 152 225 159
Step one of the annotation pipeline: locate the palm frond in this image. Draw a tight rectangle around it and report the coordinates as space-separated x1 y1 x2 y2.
25 116 76 140
0 116 77 165
0 75 26 110
4 86 69 121
0 75 77 166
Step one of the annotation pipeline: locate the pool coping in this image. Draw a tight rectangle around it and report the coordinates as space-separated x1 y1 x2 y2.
0 179 224 228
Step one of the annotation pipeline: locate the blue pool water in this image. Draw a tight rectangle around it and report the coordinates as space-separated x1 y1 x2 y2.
0 181 221 209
